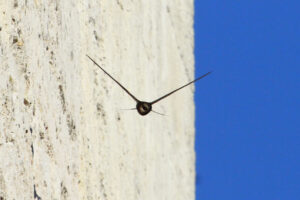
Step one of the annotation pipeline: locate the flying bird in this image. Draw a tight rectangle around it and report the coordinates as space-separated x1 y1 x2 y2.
87 55 211 116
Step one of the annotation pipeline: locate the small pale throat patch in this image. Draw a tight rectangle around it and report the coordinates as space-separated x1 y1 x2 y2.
136 102 152 116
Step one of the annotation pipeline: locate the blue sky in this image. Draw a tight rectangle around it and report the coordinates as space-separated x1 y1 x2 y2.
194 1 300 199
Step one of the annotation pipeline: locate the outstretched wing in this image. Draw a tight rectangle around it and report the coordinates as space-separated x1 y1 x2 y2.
87 55 139 102
150 71 212 105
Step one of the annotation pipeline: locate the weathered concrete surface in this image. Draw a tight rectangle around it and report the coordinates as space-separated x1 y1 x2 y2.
0 0 195 199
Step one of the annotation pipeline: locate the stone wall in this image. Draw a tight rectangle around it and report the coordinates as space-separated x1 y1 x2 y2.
0 0 195 199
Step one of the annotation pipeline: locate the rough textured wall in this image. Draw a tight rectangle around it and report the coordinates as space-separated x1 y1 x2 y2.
0 0 195 199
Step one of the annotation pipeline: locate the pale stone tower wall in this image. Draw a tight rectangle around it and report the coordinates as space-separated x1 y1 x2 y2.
0 1 195 199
